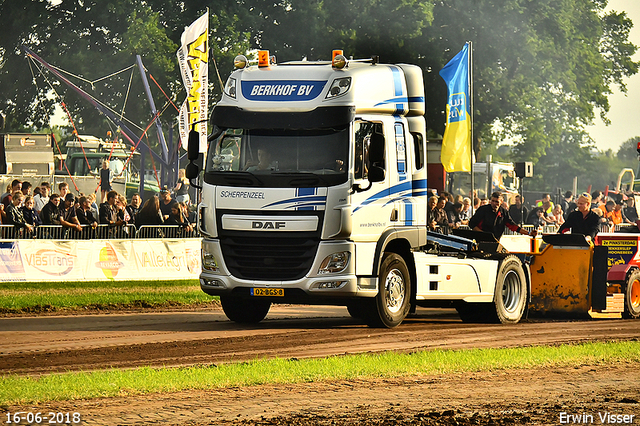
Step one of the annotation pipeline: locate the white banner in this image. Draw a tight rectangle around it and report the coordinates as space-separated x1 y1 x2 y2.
0 239 201 282
177 12 209 153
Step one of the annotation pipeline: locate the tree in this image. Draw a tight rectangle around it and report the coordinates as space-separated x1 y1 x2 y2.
617 136 640 164
414 0 638 165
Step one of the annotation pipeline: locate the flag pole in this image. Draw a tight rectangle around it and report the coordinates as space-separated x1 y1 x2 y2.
468 41 475 214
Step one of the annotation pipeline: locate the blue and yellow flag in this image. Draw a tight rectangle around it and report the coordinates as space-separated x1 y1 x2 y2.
439 43 471 172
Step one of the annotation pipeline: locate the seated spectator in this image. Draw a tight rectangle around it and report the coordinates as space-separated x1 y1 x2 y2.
60 193 82 233
624 197 638 223
76 196 98 228
99 190 124 227
5 191 33 233
21 195 42 227
136 196 164 226
40 194 62 225
552 204 565 227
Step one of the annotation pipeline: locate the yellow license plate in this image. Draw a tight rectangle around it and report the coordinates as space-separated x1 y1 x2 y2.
251 287 284 297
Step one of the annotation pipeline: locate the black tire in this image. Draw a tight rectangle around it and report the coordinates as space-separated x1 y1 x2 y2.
364 253 411 328
490 255 527 324
623 269 640 319
220 295 271 324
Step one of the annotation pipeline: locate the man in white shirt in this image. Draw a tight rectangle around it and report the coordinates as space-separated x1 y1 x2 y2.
33 182 51 214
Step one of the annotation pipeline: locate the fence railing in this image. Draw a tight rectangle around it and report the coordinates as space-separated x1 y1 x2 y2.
0 224 198 239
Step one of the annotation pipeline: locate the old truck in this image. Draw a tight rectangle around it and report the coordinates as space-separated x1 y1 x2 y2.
55 134 160 199
184 50 533 327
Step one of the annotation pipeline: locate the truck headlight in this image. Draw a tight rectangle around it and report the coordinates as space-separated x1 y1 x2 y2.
224 77 237 98
202 251 219 271
325 77 351 99
318 251 350 274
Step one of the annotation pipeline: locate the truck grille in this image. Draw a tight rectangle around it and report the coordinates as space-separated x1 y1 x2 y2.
217 210 323 281
220 235 319 280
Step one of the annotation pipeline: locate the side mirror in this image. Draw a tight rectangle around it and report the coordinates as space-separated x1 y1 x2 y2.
187 128 200 161
185 162 199 180
368 165 385 183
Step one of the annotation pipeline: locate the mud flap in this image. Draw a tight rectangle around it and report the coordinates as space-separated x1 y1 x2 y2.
591 245 608 311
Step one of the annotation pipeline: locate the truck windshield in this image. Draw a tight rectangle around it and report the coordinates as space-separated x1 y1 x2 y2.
204 127 349 187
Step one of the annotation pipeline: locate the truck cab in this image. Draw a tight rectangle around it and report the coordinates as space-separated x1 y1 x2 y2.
188 51 528 327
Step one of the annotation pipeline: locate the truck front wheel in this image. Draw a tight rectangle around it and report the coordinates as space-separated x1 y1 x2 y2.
491 255 527 324
220 295 271 324
364 253 411 328
623 269 640 319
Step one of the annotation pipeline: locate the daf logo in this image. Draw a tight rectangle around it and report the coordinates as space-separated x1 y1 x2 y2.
252 221 286 229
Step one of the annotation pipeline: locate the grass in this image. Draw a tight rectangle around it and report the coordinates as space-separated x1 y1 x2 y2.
1 341 639 405
0 279 215 313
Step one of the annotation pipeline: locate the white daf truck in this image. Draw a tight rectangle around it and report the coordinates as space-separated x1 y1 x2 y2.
185 51 529 327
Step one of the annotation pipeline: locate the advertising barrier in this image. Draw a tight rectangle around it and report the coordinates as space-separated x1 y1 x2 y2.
0 239 201 282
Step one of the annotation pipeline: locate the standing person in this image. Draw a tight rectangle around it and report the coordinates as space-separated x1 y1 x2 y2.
469 191 536 240
2 179 22 208
99 160 113 203
624 197 638 223
536 193 554 214
21 181 32 197
560 191 574 217
433 196 450 234
126 193 142 227
60 193 82 233
58 182 71 201
165 202 193 232
591 191 603 210
559 192 600 242
40 194 62 225
34 182 51 215
76 196 98 228
552 204 565 227
99 190 123 227
87 193 100 219
5 191 33 234
116 194 131 225
136 196 164 226
159 188 178 221
21 195 41 227
427 196 438 231
174 169 190 204
459 197 472 225
508 195 528 226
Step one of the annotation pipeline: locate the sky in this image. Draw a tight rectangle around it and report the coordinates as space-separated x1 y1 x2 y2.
587 0 640 152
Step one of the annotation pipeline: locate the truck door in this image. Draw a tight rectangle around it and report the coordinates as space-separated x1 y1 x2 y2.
351 120 392 242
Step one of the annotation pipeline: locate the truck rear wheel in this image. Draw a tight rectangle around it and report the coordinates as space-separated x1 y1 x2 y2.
364 253 411 328
220 295 271 324
490 255 527 324
623 269 640 319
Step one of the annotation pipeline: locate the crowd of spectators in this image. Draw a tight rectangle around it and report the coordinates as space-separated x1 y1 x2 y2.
427 188 639 236
0 178 195 237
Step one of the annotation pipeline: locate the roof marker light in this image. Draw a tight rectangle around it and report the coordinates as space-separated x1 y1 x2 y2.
332 52 347 69
258 50 270 68
234 55 248 69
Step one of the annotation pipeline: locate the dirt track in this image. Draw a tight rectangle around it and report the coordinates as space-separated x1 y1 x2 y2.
2 306 640 425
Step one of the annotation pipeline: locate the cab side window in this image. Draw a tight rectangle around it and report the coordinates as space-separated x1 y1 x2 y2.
354 122 384 180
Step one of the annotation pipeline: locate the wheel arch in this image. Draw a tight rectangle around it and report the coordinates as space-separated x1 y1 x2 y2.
372 228 419 305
